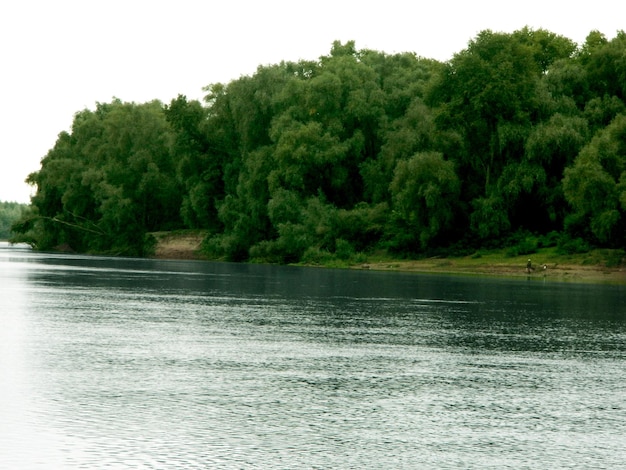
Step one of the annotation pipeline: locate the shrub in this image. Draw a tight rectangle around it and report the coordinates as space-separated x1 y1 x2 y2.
556 235 591 254
538 231 560 248
505 237 538 257
301 247 333 265
604 250 625 268
334 238 354 260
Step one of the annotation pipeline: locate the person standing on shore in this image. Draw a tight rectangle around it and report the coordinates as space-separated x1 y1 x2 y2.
526 259 533 274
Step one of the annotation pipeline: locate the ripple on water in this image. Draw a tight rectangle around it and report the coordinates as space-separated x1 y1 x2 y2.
2 248 626 468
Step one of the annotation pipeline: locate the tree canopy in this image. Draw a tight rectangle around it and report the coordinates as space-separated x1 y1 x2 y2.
13 29 626 260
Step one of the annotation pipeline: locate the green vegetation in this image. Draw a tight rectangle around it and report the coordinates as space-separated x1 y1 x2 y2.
0 202 29 240
11 29 626 264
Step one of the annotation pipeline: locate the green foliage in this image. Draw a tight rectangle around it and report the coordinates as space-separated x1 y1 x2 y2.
602 248 626 267
580 31 626 102
0 202 29 239
165 95 222 230
14 99 184 255
563 114 626 246
538 231 561 248
556 234 592 255
505 233 539 257
389 151 460 248
335 202 388 252
300 246 334 265
429 29 546 195
334 238 355 260
525 114 589 169
15 29 626 260
470 196 511 240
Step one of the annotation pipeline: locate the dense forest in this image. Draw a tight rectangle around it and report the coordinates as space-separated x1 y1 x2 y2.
12 28 626 261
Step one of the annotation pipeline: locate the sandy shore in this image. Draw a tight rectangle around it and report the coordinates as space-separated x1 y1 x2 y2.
359 259 626 284
151 232 625 284
151 232 207 260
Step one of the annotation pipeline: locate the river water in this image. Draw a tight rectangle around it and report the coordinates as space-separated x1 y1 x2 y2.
1 242 625 469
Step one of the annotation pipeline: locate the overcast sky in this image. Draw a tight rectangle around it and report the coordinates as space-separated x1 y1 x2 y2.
1 0 623 203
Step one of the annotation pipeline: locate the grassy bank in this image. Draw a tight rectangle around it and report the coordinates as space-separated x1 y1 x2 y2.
347 247 626 284
150 231 625 284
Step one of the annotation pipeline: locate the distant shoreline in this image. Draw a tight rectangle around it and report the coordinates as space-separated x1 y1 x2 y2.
4 235 624 285
148 232 626 285
352 259 626 284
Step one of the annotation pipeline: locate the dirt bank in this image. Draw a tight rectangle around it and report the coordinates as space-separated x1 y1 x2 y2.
150 231 625 284
358 258 626 284
151 231 207 260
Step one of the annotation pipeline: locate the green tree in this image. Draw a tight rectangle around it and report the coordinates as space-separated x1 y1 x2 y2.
563 114 626 246
389 151 460 249
429 29 544 194
510 113 591 230
363 98 437 204
165 95 224 230
584 95 626 132
544 58 589 111
512 27 577 73
0 202 28 239
579 30 626 102
469 195 511 241
247 193 343 264
267 42 391 208
17 32 626 260
15 100 182 255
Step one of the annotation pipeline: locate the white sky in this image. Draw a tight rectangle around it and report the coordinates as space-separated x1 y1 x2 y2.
0 0 623 203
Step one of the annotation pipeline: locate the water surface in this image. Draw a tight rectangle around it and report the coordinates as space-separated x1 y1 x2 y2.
1 242 625 468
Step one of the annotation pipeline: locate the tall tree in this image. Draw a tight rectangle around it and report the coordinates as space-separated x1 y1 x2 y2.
563 114 626 246
579 30 626 102
429 29 544 194
389 151 460 249
165 95 225 230
18 100 181 255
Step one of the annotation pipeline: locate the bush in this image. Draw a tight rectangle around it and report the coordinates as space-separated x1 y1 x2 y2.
142 233 158 256
202 233 249 261
249 240 285 264
556 235 591 254
335 202 387 252
301 247 334 265
505 236 538 257
334 238 354 260
604 249 625 268
538 231 560 248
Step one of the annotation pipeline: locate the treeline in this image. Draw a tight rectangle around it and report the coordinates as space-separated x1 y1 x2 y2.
12 28 626 260
0 202 28 239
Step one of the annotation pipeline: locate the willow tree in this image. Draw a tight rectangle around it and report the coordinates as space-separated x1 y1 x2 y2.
430 31 541 192
389 151 460 249
428 28 578 241
17 100 182 255
563 114 626 246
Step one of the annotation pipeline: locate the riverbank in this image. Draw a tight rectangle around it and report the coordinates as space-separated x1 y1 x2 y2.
150 231 208 260
150 231 625 284
356 254 626 284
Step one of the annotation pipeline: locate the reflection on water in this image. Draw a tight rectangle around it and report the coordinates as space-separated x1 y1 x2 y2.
1 242 625 468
